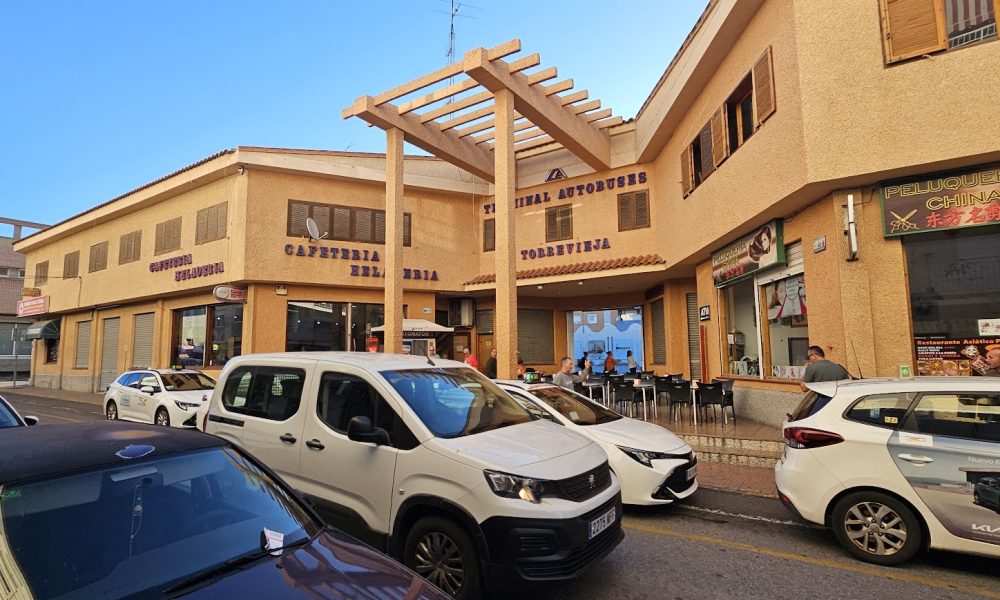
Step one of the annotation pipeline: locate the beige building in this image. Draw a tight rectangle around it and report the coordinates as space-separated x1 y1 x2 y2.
15 0 1000 424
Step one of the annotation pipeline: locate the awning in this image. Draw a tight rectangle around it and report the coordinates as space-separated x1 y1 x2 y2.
23 319 60 340
371 319 454 334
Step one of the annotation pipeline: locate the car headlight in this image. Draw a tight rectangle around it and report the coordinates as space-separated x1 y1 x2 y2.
173 399 201 411
484 470 549 504
617 446 682 468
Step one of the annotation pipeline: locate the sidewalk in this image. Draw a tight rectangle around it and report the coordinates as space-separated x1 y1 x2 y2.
0 384 104 406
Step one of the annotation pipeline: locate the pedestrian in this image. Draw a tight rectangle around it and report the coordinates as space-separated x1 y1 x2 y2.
626 350 638 374
463 347 479 370
552 356 576 390
800 346 850 392
579 358 593 381
484 347 498 379
985 347 1000 376
577 353 587 372
604 351 617 374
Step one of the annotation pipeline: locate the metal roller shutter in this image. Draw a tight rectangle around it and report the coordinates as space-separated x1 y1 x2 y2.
686 293 701 380
476 309 494 334
651 298 666 364
132 313 154 369
75 321 91 369
517 309 554 364
100 318 120 392
756 242 804 285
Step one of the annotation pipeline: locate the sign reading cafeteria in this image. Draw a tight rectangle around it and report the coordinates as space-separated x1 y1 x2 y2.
881 163 1000 237
711 220 785 287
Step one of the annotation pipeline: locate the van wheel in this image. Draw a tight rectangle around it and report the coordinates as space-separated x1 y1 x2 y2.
155 407 170 427
105 401 118 420
832 491 922 566
404 516 482 600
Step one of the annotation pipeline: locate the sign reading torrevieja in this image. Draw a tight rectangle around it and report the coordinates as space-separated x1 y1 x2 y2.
711 220 785 287
881 163 1000 237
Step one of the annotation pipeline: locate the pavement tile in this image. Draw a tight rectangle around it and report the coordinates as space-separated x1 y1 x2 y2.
697 461 777 498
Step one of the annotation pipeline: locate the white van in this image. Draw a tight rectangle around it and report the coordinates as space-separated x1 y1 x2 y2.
203 352 623 599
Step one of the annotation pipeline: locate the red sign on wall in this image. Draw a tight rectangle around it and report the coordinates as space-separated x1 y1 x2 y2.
16 296 48 317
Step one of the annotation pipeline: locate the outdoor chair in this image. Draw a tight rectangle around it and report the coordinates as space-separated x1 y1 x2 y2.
713 378 737 425
613 381 644 419
696 381 725 425
666 380 692 422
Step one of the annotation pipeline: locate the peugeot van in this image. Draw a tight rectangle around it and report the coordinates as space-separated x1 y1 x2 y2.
204 353 623 599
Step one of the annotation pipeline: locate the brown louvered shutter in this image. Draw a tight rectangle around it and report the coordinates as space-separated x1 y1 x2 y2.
403 213 412 247
618 194 634 231
169 218 181 251
373 210 386 244
313 205 331 237
89 242 107 272
483 218 495 252
681 146 694 197
288 201 309 237
34 261 48 286
155 218 181 254
196 208 209 244
354 209 373 243
711 106 729 167
752 47 777 125
634 191 650 228
558 205 573 240
546 207 558 242
879 0 947 63
64 251 79 279
214 202 228 240
119 230 141 264
332 207 352 240
699 124 714 179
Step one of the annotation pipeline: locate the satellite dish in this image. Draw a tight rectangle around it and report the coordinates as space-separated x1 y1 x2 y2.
305 217 327 241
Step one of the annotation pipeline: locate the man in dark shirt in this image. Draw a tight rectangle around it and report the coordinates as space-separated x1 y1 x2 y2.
985 348 1000 377
800 346 850 392
484 347 498 379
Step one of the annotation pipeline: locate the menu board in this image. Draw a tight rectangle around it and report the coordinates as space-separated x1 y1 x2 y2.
915 336 1000 376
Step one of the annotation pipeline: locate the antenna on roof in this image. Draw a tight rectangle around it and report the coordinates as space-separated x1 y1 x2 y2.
433 0 482 104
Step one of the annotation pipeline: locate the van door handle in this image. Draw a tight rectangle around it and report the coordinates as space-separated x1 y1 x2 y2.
305 439 325 451
898 453 934 464
279 433 297 444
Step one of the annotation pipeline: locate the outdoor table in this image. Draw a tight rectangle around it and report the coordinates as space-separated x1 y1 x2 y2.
690 380 699 426
582 380 604 404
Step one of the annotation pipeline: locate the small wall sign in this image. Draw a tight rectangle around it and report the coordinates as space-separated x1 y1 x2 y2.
813 235 827 253
699 305 711 322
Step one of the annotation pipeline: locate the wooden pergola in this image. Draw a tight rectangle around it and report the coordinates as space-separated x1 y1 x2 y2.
343 39 619 377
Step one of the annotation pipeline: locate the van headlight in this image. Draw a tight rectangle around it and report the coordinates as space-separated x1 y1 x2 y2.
173 399 201 411
617 446 676 468
484 470 548 504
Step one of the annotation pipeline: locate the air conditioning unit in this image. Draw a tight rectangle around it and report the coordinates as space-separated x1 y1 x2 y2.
448 299 474 327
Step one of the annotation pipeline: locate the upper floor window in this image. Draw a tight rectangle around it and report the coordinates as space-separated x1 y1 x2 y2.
34 261 48 286
88 241 108 273
286 200 411 246
118 230 142 264
483 218 495 252
196 202 228 245
617 191 650 231
155 217 182 255
0 268 25 279
879 0 998 64
64 251 79 279
545 205 573 242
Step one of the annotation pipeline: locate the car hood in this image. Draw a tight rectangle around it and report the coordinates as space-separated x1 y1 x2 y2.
183 529 448 599
585 418 689 453
164 389 213 403
428 419 600 476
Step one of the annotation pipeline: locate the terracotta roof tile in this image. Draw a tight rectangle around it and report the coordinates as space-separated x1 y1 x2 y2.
464 254 665 286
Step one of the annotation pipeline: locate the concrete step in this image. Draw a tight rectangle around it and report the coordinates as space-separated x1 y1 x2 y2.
679 433 784 454
690 444 782 469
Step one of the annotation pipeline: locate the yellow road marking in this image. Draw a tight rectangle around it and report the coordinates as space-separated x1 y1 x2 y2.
624 522 1000 599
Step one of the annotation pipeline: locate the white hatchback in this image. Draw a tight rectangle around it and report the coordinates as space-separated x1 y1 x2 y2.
498 381 697 506
775 377 1000 565
104 369 216 428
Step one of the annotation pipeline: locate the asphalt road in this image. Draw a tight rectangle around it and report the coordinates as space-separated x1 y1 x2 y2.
4 391 998 599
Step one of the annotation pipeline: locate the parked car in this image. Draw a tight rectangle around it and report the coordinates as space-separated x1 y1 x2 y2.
0 394 37 428
776 377 1000 566
497 380 697 506
974 477 1000 514
104 368 215 428
204 353 623 600
0 421 451 599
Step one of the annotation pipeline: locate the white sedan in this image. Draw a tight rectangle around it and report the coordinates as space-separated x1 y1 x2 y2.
104 369 215 428
497 380 697 506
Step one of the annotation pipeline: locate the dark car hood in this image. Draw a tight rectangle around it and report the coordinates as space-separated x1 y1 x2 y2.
182 529 447 599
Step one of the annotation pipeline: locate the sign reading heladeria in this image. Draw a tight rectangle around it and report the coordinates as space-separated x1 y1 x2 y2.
881 163 1000 237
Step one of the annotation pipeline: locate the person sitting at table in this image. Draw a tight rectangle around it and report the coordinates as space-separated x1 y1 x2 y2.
604 351 617 374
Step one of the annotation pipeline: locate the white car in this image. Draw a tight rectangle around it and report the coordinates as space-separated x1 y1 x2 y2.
104 369 216 428
0 394 37 428
497 380 697 506
776 377 1000 565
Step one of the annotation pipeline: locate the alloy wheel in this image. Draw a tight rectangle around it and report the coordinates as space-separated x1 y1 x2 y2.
843 501 907 556
106 402 117 420
412 531 465 596
155 409 169 427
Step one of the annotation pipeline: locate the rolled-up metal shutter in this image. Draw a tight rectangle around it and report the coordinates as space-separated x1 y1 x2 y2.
686 294 701 380
651 298 666 364
756 242 804 284
517 309 554 364
100 317 120 392
132 313 155 369
75 321 91 369
476 309 494 334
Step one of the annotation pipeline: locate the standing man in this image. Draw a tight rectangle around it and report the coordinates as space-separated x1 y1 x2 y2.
800 346 850 392
463 347 479 370
552 356 576 390
984 347 1000 376
604 351 617 374
484 347 498 379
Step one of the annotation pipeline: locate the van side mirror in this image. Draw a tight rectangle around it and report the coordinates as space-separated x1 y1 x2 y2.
347 416 390 445
23 416 38 426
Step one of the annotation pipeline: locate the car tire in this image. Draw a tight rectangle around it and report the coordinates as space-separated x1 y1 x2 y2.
832 491 922 566
403 516 482 600
106 401 118 421
155 407 170 427
973 492 981 506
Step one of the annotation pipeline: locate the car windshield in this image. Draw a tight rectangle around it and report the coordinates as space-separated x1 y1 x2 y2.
382 367 533 438
0 398 20 428
0 447 321 599
525 386 622 425
160 372 216 391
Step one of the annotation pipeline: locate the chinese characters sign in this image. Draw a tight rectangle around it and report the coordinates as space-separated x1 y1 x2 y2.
881 163 1000 237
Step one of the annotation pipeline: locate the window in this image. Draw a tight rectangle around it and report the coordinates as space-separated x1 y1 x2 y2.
483 218 495 252
0 324 29 356
34 261 48 286
196 202 228 245
63 251 79 279
212 304 243 366
723 278 761 376
75 321 91 368
222 366 306 421
617 191 650 231
903 393 1000 441
879 0 998 64
764 273 808 379
726 75 755 152
45 338 58 363
116 372 141 388
846 393 917 428
349 303 384 353
286 302 347 352
287 200 411 246
545 205 573 242
88 241 108 273
118 230 142 264
138 372 160 391
172 304 244 367
316 372 418 449
155 217 182 255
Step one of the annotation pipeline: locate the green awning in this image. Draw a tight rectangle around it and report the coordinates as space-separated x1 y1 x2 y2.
24 319 60 340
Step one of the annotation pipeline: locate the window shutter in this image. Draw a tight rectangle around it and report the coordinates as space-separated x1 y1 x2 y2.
170 218 181 251
89 242 107 272
75 321 91 368
374 210 386 244
156 217 181 254
681 146 694 197
618 194 634 231
635 191 650 228
312 205 330 237
652 298 666 364
711 106 729 167
196 208 209 244
546 208 558 241
332 207 352 240
132 313 155 368
64 252 79 279
517 309 554 363
35 261 48 286
476 309 494 333
483 218 495 252
699 124 715 179
288 202 308 236
879 0 947 63
403 213 412 247
355 209 373 242
752 47 777 125
558 205 573 240
155 221 165 254
214 203 228 241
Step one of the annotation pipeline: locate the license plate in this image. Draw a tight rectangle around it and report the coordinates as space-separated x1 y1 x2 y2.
686 464 698 480
588 507 616 539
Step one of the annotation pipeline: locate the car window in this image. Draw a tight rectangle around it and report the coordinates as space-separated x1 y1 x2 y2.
528 386 622 425
160 372 216 391
317 372 418 450
222 366 305 421
506 391 556 422
138 373 160 390
902 393 1000 442
116 373 139 387
844 393 916 429
0 399 21 428
788 391 834 422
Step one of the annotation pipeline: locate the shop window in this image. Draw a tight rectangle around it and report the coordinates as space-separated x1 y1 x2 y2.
286 301 347 352
45 338 58 363
212 304 243 366
879 0 998 64
75 321 91 369
195 202 228 245
63 251 79 279
118 230 142 264
903 393 1000 442
723 278 761 376
221 365 306 421
545 205 573 242
350 303 384 353
288 200 411 246
617 191 650 232
483 218 495 252
34 261 48 286
155 217 182 255
172 304 243 367
764 274 808 379
88 241 108 273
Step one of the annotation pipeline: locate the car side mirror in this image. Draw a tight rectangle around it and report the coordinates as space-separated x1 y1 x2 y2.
23 416 38 426
141 385 159 394
347 416 390 445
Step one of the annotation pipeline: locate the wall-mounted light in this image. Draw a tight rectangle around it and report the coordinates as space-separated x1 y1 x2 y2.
577 281 584 286
844 193 859 262
537 284 544 289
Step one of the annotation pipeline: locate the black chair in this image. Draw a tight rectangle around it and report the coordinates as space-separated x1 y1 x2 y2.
667 373 684 382
653 376 673 413
613 381 644 419
666 380 692 422
713 378 737 425
696 381 725 425
641 370 655 379
540 374 553 383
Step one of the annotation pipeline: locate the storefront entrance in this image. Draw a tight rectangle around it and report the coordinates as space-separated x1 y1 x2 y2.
568 308 644 374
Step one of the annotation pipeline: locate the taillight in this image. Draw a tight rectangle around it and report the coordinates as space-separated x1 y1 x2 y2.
784 427 844 449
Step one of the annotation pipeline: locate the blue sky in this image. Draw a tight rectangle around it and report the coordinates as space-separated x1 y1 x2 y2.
1 1 707 231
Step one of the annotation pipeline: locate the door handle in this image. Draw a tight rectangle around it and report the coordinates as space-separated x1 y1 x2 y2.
898 453 934 464
279 433 297 444
305 439 325 451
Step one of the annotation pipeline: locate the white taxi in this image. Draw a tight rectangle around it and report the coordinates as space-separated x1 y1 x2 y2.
104 369 216 428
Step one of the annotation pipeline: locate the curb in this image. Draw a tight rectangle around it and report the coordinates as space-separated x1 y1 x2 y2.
698 483 778 499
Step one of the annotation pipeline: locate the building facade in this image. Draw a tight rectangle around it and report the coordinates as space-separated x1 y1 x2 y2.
15 0 1000 424
1 217 47 377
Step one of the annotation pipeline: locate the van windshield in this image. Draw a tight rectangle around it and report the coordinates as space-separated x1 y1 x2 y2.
381 368 533 438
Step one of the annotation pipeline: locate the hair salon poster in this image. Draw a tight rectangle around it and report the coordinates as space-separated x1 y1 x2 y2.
914 335 1000 376
712 220 785 287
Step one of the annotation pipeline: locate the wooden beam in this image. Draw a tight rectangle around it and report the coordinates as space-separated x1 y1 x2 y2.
471 119 535 144
571 99 601 115
542 79 573 96
596 115 624 129
348 95 495 181
419 90 492 122
396 78 479 115
514 134 555 152
438 104 496 131
559 90 589 105
407 54 540 121
584 108 612 123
